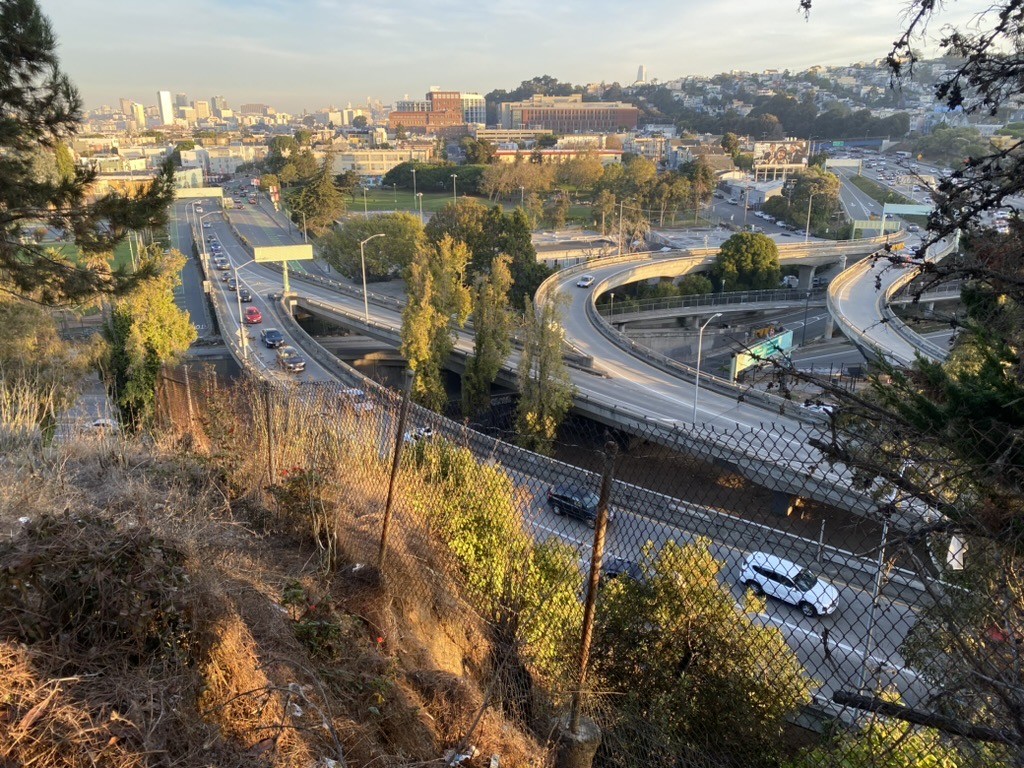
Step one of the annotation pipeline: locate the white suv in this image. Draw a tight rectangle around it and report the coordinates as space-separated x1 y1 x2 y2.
740 552 839 617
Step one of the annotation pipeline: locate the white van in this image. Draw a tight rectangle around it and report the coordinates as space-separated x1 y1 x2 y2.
740 552 839 617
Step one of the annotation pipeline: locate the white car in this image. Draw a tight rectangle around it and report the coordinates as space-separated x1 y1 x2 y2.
576 275 595 288
741 552 840 617
404 427 435 443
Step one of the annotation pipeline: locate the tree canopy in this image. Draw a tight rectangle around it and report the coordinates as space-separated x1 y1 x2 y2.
0 0 175 305
321 213 423 281
712 233 781 291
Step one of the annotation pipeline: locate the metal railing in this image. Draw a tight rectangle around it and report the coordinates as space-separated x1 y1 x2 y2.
599 287 828 317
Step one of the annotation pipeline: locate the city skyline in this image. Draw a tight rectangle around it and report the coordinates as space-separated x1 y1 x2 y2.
42 0 992 114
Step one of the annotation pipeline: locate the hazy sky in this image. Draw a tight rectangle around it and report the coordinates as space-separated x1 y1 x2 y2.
39 0 990 114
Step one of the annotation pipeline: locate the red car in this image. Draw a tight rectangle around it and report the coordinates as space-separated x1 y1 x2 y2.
244 306 262 324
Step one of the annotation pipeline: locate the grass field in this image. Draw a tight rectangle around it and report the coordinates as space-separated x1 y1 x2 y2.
39 239 137 271
345 188 500 216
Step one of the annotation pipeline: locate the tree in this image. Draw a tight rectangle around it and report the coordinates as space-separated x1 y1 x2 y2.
593 539 811 767
289 148 318 182
352 115 368 130
400 236 471 411
461 137 497 165
554 151 604 197
677 273 713 296
0 0 175 305
721 132 740 154
258 173 279 191
106 247 196 427
170 140 194 166
287 154 345 235
516 297 573 454
321 213 423 281
712 233 781 291
543 193 570 230
462 255 513 418
503 208 549 308
594 189 616 234
293 128 312 146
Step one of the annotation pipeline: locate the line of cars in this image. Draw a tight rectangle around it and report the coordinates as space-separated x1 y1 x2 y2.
259 328 306 373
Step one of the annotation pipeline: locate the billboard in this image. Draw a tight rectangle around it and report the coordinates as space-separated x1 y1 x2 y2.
253 244 314 263
752 141 808 167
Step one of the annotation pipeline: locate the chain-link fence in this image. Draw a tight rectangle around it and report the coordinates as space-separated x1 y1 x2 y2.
158 366 1021 768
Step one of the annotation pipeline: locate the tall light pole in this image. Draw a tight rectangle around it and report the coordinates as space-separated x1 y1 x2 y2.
609 292 615 314
359 233 386 323
232 257 256 359
299 210 308 243
520 185 525 206
692 312 722 423
411 168 417 204
392 183 397 204
451 173 458 203
363 187 368 219
804 191 816 243
416 192 424 224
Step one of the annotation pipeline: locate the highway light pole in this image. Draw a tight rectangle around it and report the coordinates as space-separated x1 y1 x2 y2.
609 292 615 315
416 192 424 224
804 191 816 243
233 257 256 360
411 168 416 203
692 312 722 423
359 233 386 323
363 187 368 219
520 185 525 206
451 174 458 203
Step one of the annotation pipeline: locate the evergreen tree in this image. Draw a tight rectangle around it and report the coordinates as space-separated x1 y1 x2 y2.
289 153 346 235
0 0 175 304
516 297 574 454
462 255 513 418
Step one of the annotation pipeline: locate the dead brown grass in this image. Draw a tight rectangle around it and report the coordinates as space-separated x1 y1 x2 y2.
0 397 550 767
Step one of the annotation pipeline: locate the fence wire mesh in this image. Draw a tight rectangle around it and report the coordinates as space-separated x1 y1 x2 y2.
158 365 1021 768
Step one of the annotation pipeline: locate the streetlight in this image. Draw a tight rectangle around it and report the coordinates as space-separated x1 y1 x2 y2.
359 233 386 323
416 192 424 224
232 257 256 359
520 185 525 206
411 168 417 203
609 292 615 314
451 174 458 203
804 191 816 243
363 187 368 219
392 183 397 204
194 211 220 258
692 312 722 423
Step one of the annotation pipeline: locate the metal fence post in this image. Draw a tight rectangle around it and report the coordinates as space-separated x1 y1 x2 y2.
378 370 415 570
264 382 277 485
183 364 195 428
569 440 619 734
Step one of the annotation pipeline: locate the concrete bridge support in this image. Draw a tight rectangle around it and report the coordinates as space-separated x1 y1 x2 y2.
771 490 798 518
798 265 817 290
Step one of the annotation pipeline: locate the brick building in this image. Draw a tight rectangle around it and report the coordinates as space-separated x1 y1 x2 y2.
498 94 639 133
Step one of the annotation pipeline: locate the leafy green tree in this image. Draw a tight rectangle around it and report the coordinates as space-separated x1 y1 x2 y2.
0 0 175 305
554 151 605 197
287 154 345 235
516 297 573 454
593 539 811 768
712 232 781 291
321 213 423 281
543 193 570 230
503 208 549 308
594 189 616 234
392 123 406 140
106 248 196 427
677 273 713 296
721 132 740 154
461 137 497 165
352 115 368 130
293 128 312 146
913 124 992 166
257 173 279 191
463 255 513 418
289 148 318 182
170 140 194 166
401 236 471 410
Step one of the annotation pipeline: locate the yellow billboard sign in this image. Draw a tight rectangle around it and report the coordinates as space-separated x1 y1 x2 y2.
253 244 314 263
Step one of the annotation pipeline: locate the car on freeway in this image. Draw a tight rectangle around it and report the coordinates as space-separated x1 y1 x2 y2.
576 275 595 288
546 484 614 528
403 426 435 443
226 277 238 291
214 260 229 271
276 346 306 373
340 388 374 413
202 222 211 229
244 306 262 324
740 551 839 617
800 400 835 416
239 288 252 303
601 556 644 582
907 224 921 233
260 328 285 348
195 207 204 213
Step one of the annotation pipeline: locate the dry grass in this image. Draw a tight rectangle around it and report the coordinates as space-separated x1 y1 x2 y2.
0 379 550 767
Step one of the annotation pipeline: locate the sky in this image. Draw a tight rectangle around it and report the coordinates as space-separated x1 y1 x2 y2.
39 0 993 114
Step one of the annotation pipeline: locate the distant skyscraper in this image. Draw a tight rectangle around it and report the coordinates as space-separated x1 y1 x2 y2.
131 102 146 129
211 95 227 111
118 97 132 115
193 100 211 119
157 90 174 125
637 65 648 84
174 92 188 108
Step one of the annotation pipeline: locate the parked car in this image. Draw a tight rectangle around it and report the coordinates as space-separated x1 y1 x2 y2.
239 288 253 303
740 552 839 617
576 274 595 288
244 306 262 324
546 484 614 528
260 328 285 348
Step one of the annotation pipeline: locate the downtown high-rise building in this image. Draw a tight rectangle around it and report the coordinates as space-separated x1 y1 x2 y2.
211 95 227 111
118 97 132 116
157 90 174 125
174 92 189 108
193 100 211 120
130 102 146 129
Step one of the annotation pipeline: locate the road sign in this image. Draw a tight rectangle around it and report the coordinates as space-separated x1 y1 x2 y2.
731 330 794 380
253 244 314 263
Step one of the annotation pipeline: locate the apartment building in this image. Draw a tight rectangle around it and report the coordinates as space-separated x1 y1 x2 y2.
498 94 639 133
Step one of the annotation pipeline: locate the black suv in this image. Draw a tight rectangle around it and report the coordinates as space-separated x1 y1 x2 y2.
260 328 285 348
546 485 613 528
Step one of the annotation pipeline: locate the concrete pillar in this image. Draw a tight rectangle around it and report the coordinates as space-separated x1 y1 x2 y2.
771 490 797 518
552 714 602 768
838 255 848 272
822 314 834 339
797 265 816 290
